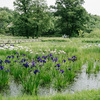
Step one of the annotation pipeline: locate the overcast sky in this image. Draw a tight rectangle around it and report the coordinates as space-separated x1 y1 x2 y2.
0 0 100 16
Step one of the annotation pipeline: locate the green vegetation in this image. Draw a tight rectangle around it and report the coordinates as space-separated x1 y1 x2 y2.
1 89 100 100
0 0 100 99
0 37 100 99
0 0 100 38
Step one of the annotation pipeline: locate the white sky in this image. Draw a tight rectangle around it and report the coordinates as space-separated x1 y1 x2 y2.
0 0 100 16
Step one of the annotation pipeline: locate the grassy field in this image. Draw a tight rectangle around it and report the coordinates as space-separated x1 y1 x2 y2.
0 37 100 99
0 89 100 100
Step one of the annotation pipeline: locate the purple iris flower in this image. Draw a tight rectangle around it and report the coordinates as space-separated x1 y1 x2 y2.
68 56 77 62
72 56 77 61
42 60 46 63
0 45 4 47
31 61 37 64
39 64 43 67
7 56 11 59
37 58 42 62
49 53 52 56
68 68 71 70
5 69 10 71
0 59 3 64
56 68 60 70
29 70 32 72
62 59 66 62
4 60 11 63
37 57 41 59
51 57 54 60
11 55 14 58
15 52 19 55
0 65 4 70
42 56 48 59
72 55 77 58
10 45 14 46
68 58 72 61
20 59 24 63
34 69 40 74
55 64 61 67
31 64 36 68
7 55 14 59
23 63 29 68
17 55 20 58
59 70 64 73
22 54 25 56
14 60 18 62
53 57 58 62
20 59 28 63
37 57 42 62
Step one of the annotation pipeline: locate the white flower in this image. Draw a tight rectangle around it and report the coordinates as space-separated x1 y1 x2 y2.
30 50 32 52
26 49 28 51
43 52 45 55
0 48 5 50
50 51 54 53
48 49 50 51
98 44 100 47
58 52 60 54
39 49 42 51
63 52 66 54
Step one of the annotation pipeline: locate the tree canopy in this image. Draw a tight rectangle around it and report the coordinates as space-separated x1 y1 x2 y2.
0 0 100 38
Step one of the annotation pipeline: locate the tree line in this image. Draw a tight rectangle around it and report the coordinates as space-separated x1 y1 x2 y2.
0 0 100 38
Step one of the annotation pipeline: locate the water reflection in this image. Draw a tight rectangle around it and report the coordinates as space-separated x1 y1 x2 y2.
65 65 100 93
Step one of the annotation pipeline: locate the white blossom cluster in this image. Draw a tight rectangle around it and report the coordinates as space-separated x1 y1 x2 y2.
0 44 33 53
81 44 100 48
0 44 66 55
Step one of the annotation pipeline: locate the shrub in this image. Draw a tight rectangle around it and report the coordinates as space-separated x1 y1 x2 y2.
84 28 100 38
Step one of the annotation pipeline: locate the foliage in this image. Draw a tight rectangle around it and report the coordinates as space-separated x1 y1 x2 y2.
84 28 100 38
0 7 13 34
1 0 100 38
85 14 100 33
1 89 100 100
52 0 89 37
13 0 50 38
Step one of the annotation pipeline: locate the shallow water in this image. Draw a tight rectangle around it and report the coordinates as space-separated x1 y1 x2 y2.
65 65 100 93
9 80 23 96
2 80 23 97
38 65 100 95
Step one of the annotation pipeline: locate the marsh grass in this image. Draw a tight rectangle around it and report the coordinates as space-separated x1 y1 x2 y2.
0 37 100 96
86 60 94 73
94 62 100 73
1 89 100 100
0 70 9 89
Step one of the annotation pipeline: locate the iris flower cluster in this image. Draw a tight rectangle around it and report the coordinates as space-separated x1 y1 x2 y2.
0 50 77 75
68 55 77 62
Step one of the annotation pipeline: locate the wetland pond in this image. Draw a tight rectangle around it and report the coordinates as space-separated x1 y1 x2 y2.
1 65 100 97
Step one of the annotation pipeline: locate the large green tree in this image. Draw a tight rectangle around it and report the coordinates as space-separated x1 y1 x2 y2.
0 7 13 34
13 0 50 38
28 0 49 38
53 0 89 37
13 0 32 38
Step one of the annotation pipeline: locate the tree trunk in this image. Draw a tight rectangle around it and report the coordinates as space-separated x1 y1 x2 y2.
36 25 38 38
